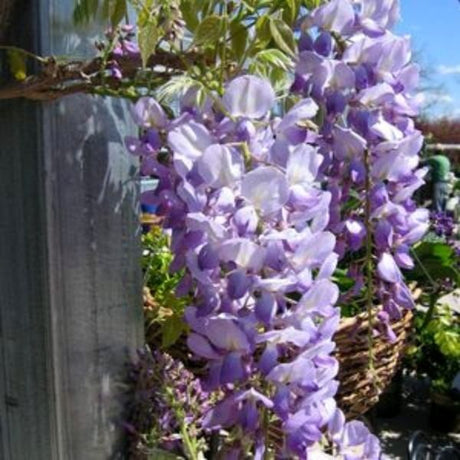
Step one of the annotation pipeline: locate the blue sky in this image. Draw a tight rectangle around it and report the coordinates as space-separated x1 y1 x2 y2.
395 0 460 118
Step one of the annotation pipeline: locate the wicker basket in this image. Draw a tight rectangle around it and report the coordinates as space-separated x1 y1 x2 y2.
334 308 413 418
143 287 415 419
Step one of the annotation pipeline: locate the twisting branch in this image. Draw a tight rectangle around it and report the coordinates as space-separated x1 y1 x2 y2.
0 49 199 101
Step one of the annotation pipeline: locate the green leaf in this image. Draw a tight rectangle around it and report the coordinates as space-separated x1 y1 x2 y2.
230 20 248 59
269 18 297 57
100 0 126 25
84 0 99 18
161 315 186 348
303 0 323 9
73 0 91 24
415 241 454 261
156 75 200 104
253 48 292 71
138 17 160 68
180 0 199 31
409 241 460 286
254 15 271 49
110 0 126 25
194 15 223 46
283 0 301 25
199 0 215 15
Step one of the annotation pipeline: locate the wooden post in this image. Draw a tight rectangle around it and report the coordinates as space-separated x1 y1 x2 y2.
0 1 143 459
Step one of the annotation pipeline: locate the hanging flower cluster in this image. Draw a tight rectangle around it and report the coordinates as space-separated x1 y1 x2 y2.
126 78 385 457
127 76 356 457
293 0 429 331
125 0 426 457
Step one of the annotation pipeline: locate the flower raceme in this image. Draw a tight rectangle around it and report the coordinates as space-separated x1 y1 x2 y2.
127 76 347 457
127 77 379 458
295 0 428 328
125 0 425 457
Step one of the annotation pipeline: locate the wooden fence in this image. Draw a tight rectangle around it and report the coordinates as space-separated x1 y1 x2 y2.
0 1 144 458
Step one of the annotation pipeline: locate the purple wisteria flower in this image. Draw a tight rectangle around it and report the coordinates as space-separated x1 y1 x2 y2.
124 0 424 456
295 0 427 333
127 74 346 457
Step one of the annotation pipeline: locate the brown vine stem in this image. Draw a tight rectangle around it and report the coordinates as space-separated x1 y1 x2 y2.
0 48 201 100
363 149 376 382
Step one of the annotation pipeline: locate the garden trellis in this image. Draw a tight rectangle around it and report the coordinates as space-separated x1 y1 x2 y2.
0 0 434 458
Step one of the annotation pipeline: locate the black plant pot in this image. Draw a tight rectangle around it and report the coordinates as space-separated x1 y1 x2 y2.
429 390 460 433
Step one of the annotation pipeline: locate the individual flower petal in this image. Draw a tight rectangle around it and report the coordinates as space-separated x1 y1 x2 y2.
202 395 239 429
207 317 250 351
358 82 394 106
258 327 311 348
254 291 277 325
286 144 323 186
187 333 220 360
290 232 336 271
332 126 367 161
377 252 402 283
317 253 339 280
223 76 275 119
218 238 266 271
392 282 415 309
276 98 319 143
198 244 220 270
232 205 259 236
355 0 400 31
345 219 366 250
297 279 340 315
227 269 251 300
131 97 167 128
197 144 244 188
186 213 227 241
258 343 279 375
221 352 245 384
241 166 289 216
394 248 414 269
268 357 315 386
314 32 333 57
311 0 355 35
328 408 345 442
168 121 214 176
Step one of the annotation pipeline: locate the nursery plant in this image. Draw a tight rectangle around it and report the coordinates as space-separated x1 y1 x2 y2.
1 0 434 458
403 211 460 432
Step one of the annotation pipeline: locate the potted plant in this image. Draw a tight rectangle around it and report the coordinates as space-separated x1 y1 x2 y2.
404 233 460 433
406 303 460 433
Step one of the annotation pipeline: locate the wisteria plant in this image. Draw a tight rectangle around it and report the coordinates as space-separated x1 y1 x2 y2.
0 0 430 458
116 1 431 458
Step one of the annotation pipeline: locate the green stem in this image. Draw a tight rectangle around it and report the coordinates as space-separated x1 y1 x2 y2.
263 407 270 460
180 421 198 460
421 290 439 330
410 246 439 289
363 149 375 375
